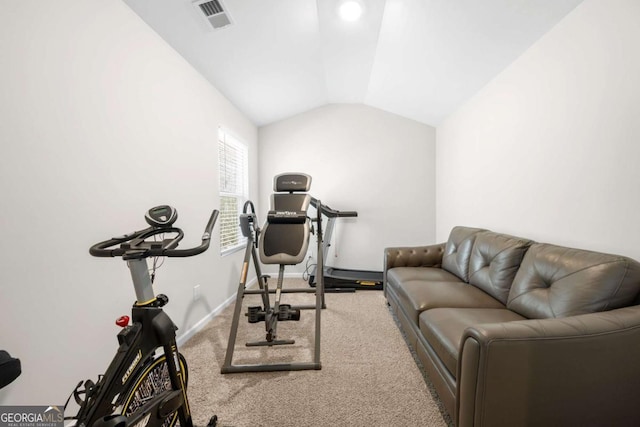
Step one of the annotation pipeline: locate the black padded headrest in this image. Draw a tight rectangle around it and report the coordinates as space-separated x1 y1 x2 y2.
274 173 311 192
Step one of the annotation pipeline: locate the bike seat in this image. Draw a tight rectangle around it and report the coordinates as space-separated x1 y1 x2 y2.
0 350 21 389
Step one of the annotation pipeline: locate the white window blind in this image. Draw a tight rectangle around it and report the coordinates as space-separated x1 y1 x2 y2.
218 128 248 254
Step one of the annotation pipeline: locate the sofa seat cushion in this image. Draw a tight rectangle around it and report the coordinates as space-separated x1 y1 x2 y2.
387 267 462 292
395 280 505 324
419 308 527 377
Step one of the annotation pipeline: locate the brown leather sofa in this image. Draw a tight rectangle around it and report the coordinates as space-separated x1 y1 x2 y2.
384 226 640 426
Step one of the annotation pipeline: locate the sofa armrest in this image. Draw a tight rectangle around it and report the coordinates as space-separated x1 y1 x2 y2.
383 244 446 297
457 305 640 427
384 243 446 271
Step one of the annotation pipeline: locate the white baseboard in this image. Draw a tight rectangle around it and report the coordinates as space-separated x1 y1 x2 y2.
261 272 309 279
176 277 255 347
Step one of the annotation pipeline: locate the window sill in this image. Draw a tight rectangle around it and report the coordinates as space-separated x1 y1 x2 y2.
221 244 246 257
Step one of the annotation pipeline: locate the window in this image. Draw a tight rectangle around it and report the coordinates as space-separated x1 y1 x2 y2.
218 128 248 254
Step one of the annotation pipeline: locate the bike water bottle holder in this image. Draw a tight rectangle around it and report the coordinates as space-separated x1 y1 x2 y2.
64 377 100 422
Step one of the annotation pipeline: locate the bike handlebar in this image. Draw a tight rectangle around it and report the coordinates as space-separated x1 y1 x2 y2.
89 209 219 259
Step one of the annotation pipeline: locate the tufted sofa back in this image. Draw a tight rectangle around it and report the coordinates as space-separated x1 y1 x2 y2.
507 243 640 318
442 226 486 282
468 232 533 304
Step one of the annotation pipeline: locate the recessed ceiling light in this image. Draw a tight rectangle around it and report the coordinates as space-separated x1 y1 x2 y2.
338 0 363 22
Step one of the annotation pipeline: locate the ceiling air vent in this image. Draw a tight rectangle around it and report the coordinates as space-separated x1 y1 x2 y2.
193 0 233 30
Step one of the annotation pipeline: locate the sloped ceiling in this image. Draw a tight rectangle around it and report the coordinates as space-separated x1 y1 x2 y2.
124 0 584 127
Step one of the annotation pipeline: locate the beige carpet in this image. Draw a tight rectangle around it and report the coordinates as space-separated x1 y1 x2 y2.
181 278 450 427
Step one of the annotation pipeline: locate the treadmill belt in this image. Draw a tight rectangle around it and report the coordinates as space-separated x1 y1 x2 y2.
310 267 383 290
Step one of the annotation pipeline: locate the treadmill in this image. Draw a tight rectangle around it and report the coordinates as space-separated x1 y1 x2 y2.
308 198 383 291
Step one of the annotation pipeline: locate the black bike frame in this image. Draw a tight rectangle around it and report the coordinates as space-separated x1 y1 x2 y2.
73 208 219 427
77 303 191 427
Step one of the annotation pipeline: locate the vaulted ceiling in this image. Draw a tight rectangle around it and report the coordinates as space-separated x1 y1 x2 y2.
124 0 584 127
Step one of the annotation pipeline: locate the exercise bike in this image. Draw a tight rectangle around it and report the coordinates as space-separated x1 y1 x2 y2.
65 205 218 427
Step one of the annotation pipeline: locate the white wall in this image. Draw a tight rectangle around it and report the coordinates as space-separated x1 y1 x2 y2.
0 1 257 405
436 0 640 259
259 104 436 274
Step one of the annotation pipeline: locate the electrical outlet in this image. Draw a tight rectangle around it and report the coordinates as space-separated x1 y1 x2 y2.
193 285 201 301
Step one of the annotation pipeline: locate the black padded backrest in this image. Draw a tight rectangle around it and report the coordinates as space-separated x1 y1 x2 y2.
260 222 309 264
272 193 310 212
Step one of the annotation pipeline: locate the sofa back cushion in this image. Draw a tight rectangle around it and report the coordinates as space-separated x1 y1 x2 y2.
468 232 533 304
507 243 640 318
442 226 486 282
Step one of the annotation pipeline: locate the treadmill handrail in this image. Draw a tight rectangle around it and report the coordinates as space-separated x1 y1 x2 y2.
310 197 357 219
